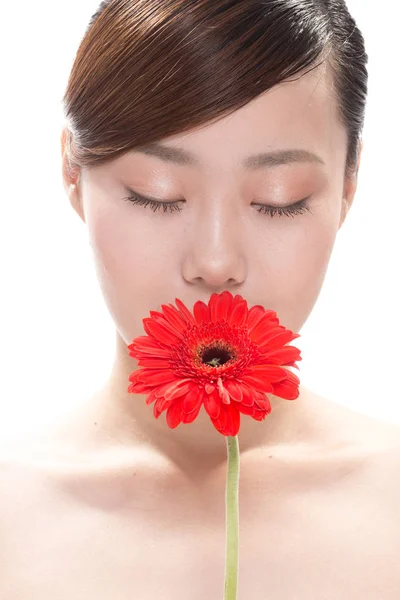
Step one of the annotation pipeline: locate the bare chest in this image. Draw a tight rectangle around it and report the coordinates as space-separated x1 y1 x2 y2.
2 457 400 600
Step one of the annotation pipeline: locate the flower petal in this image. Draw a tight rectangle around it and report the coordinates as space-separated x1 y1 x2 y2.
261 346 302 364
128 369 146 385
153 396 171 418
193 300 210 325
174 298 197 326
128 337 171 358
182 386 205 421
145 389 158 405
272 369 301 400
223 379 243 403
160 304 188 336
286 361 300 370
149 311 185 339
128 382 149 394
231 293 245 306
244 367 285 390
154 380 179 398
137 369 177 387
143 318 180 347
212 403 240 436
234 401 255 416
163 379 192 401
211 403 228 434
182 399 203 423
246 305 266 332
209 290 233 323
166 401 183 429
250 363 289 374
255 325 286 347
228 299 249 327
242 378 275 394
253 404 270 421
136 357 171 368
227 405 241 436
248 310 279 341
182 384 204 414
254 392 272 412
238 383 256 407
204 389 221 419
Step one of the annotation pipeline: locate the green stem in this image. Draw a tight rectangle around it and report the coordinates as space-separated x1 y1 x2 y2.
224 435 240 600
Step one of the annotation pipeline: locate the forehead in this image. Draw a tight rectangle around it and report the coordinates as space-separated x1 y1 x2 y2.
135 63 343 168
98 62 346 184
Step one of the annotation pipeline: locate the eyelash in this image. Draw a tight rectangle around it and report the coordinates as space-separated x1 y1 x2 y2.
122 191 312 218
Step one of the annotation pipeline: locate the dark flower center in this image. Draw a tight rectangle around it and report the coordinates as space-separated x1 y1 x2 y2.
201 347 232 367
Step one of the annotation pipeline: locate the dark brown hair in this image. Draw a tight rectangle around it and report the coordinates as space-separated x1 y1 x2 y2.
62 0 368 181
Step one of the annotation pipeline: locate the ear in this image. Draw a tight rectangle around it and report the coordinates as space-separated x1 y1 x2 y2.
339 140 363 230
61 127 85 223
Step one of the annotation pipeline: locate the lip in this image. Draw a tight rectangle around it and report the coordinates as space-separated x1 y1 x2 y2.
157 292 251 314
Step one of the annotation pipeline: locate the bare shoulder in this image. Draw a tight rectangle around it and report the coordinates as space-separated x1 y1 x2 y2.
318 391 400 503
313 389 400 454
0 440 32 512
0 435 53 517
0 440 27 570
0 434 58 568
369 422 400 505
367 431 400 527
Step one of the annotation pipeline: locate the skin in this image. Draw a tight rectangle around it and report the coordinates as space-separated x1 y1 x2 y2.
60 61 363 477
3 61 400 600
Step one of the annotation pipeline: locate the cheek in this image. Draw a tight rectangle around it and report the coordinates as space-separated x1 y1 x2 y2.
259 218 338 330
88 209 133 285
88 205 159 284
86 207 175 341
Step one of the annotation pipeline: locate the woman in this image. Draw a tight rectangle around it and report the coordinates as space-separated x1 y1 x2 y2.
2 0 399 598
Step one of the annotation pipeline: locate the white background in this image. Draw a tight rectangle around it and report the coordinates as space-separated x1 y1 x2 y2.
0 1 399 443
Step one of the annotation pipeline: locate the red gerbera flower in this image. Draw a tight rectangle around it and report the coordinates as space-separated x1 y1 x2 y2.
127 291 302 437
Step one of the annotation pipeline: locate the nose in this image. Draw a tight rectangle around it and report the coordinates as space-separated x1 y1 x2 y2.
181 199 247 292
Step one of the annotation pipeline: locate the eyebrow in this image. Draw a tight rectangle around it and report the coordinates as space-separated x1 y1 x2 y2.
134 142 325 169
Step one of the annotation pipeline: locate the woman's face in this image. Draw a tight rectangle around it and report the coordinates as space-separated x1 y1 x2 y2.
63 63 359 345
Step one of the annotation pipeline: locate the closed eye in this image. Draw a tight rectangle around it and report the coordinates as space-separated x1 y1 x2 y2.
122 190 184 214
122 189 312 218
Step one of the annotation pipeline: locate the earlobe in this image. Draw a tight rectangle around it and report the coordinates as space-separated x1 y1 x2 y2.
339 140 363 230
357 140 364 175
61 128 80 186
61 128 85 223
339 178 357 229
339 180 356 230
68 183 86 224
338 198 349 230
